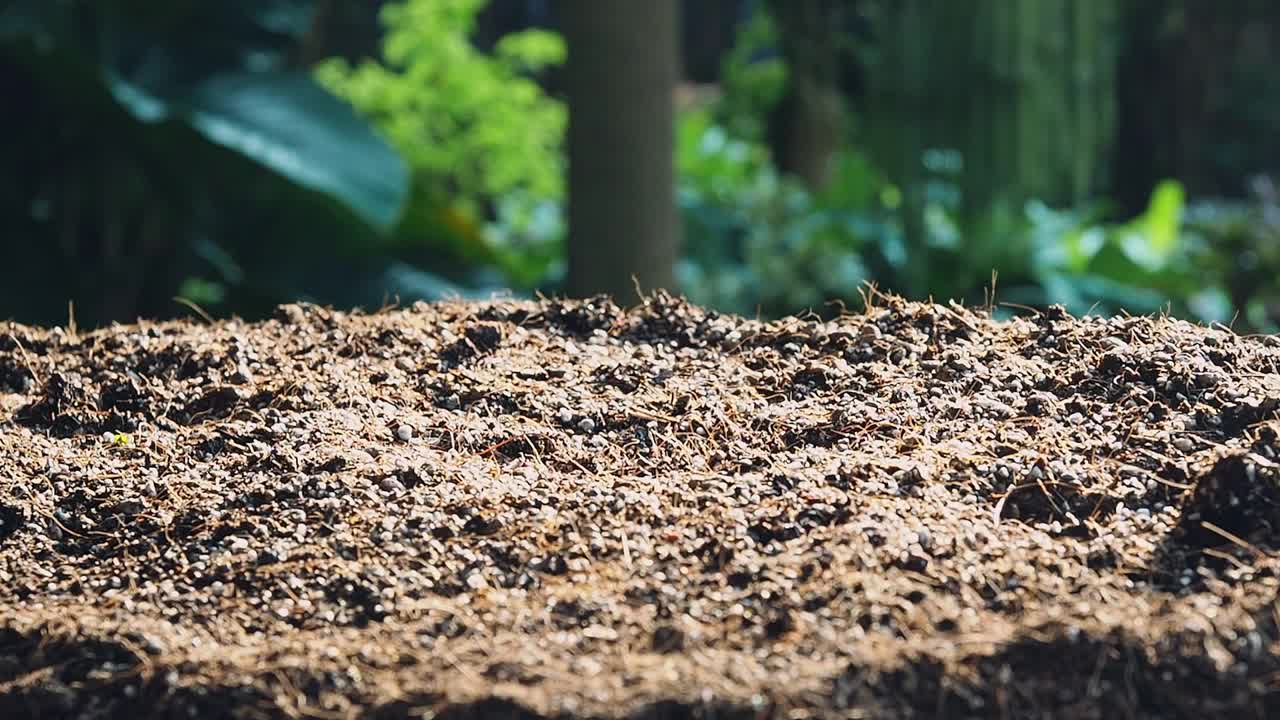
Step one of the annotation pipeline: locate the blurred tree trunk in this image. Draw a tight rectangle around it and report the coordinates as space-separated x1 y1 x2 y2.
866 0 1118 220
766 0 848 191
562 0 679 305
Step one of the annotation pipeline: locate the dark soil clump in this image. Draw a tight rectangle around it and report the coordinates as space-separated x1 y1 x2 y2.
2 293 1280 718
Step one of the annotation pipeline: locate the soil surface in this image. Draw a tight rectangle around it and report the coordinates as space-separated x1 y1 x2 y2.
2 293 1280 719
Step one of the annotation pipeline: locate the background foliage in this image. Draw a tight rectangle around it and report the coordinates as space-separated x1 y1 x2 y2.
315 0 567 288
3 0 1280 331
0 0 419 326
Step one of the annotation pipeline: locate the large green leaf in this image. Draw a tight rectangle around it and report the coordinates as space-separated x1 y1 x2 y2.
5 0 406 231
105 70 408 232
1118 180 1185 272
183 72 408 231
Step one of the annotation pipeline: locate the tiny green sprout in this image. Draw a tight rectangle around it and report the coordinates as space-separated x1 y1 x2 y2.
111 432 132 447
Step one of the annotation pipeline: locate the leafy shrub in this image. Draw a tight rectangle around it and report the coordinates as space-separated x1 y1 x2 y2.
0 0 410 325
315 0 567 286
677 109 886 316
675 96 1280 330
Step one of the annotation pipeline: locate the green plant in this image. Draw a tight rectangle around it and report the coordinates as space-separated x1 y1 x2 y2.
1002 181 1190 315
674 94 1268 328
2 0 406 231
0 0 412 325
715 7 788 144
1181 177 1280 330
315 0 567 287
676 108 888 316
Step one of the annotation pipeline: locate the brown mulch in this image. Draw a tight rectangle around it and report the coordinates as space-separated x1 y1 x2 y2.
1 292 1279 719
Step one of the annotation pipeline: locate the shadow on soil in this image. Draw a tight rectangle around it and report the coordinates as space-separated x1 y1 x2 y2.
3 606 1278 720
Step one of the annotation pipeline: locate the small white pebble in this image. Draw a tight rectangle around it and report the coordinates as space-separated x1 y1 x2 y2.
557 407 574 424
395 424 414 442
577 417 596 433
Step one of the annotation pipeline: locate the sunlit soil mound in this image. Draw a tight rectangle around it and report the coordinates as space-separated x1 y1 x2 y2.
1 294 1278 719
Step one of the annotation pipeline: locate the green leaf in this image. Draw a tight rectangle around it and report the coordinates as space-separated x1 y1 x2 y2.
1072 274 1169 315
184 72 408 231
177 277 228 306
5 2 408 232
377 262 467 301
1119 179 1185 272
1088 240 1151 282
1040 272 1167 317
494 30 566 71
1145 180 1186 251
107 74 169 122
